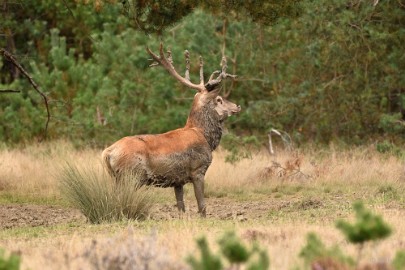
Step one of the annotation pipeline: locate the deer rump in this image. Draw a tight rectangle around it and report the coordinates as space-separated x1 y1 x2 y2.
102 128 212 188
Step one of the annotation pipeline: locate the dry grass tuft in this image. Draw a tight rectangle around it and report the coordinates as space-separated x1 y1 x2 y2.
59 163 154 223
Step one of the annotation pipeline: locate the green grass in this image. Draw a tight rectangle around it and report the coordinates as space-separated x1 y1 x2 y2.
0 192 66 206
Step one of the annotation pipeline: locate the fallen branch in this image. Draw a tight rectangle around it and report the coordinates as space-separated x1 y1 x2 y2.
1 48 50 140
269 160 313 181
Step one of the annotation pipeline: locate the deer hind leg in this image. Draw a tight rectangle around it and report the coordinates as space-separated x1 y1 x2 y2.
192 177 206 217
174 185 185 212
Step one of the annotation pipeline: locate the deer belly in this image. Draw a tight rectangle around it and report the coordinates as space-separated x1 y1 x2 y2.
145 157 191 187
144 150 210 187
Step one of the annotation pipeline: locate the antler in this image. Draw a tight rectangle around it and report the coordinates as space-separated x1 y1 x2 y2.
146 43 205 92
146 43 236 93
204 56 237 91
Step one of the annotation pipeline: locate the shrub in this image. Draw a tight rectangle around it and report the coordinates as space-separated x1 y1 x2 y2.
187 231 269 270
221 134 261 164
300 202 395 269
299 233 354 269
59 163 153 223
393 250 405 270
0 248 20 270
187 237 223 270
376 140 405 158
336 201 392 244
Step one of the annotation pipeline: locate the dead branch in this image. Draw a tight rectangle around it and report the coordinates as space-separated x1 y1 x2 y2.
1 48 50 140
268 159 312 181
268 129 294 155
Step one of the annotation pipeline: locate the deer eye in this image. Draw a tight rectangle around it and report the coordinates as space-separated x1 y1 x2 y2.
216 97 222 104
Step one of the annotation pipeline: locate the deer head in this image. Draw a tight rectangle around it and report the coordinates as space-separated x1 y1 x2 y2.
146 44 241 115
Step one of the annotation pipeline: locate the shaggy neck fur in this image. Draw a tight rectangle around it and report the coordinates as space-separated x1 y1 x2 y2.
185 100 223 151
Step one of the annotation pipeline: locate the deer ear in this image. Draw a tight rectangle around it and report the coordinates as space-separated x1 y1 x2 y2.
215 96 223 104
206 87 221 99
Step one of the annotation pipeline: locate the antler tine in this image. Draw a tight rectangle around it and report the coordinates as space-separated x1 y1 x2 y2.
219 56 236 79
146 43 205 92
221 56 227 74
158 43 165 58
199 56 204 85
167 48 173 66
204 55 237 91
184 50 190 81
208 71 221 82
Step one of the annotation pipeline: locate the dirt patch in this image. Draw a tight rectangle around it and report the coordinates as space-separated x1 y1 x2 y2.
0 198 280 229
0 197 321 229
151 198 281 221
0 204 85 229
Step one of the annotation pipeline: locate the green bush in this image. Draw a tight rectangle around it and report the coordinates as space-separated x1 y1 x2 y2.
393 250 405 270
299 233 354 268
187 231 269 270
187 237 223 270
376 140 405 158
59 163 153 223
0 249 20 270
2 0 405 145
300 202 397 268
336 201 392 244
221 134 261 164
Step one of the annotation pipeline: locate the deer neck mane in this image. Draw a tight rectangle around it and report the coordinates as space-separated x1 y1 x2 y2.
185 100 223 151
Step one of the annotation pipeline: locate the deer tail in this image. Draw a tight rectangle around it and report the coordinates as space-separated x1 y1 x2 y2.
101 148 115 178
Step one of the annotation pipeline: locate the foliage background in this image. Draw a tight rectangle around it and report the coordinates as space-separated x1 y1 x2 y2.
1 0 404 146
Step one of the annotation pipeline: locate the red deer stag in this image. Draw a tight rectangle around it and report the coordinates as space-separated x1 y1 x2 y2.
102 44 241 217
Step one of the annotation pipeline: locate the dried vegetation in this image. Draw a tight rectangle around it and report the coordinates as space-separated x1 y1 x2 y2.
0 141 405 270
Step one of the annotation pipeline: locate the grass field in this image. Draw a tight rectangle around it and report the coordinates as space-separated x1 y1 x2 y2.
0 141 404 269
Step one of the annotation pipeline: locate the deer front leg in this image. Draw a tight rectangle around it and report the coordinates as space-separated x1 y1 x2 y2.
192 178 206 217
174 185 185 212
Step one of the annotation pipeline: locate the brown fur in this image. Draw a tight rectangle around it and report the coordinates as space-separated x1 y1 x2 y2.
102 91 240 216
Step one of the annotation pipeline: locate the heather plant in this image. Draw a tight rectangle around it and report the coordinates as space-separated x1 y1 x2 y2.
51 227 184 270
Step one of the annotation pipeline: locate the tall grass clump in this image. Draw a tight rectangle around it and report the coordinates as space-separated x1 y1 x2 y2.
59 163 153 223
